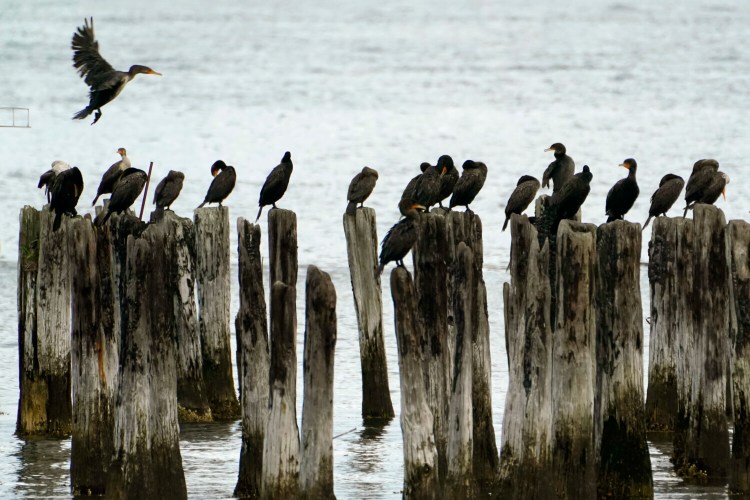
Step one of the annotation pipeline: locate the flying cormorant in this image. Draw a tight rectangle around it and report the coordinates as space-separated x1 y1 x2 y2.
92 147 131 206
435 155 459 208
49 167 84 232
605 158 640 222
449 160 488 212
255 151 293 222
198 161 236 208
377 198 424 276
38 161 72 203
502 175 541 231
94 168 147 226
346 166 379 215
153 170 185 212
643 174 684 229
72 18 161 124
542 143 575 193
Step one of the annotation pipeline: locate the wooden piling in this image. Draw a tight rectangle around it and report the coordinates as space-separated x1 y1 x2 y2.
269 209 298 287
299 266 337 499
551 220 597 499
107 223 186 499
194 206 240 419
729 220 750 492
234 219 270 499
391 266 438 499
262 281 300 498
594 221 653 497
342 208 395 421
499 214 554 498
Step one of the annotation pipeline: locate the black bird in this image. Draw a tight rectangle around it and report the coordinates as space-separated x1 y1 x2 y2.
412 163 444 210
542 143 575 193
72 17 161 125
536 165 593 243
92 147 130 206
435 155 459 208
153 170 185 212
198 161 236 208
401 162 430 202
255 151 293 222
643 174 684 229
49 167 84 232
38 161 72 203
605 158 640 222
449 160 488 212
502 175 541 231
94 168 147 226
377 199 424 276
698 171 730 205
346 166 379 215
683 159 720 217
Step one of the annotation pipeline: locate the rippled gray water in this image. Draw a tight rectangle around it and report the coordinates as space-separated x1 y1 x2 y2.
2 0 749 497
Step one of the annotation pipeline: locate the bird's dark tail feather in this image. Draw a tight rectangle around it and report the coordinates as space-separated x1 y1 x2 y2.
197 200 207 209
346 201 357 216
642 215 653 230
73 106 93 120
94 209 111 227
502 217 510 232
53 212 63 232
377 263 385 277
91 193 101 207
682 205 690 218
255 206 264 223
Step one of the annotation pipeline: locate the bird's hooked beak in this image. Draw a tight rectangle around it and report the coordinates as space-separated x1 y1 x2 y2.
619 162 631 170
441 166 447 175
147 69 162 76
412 203 427 212
544 147 554 152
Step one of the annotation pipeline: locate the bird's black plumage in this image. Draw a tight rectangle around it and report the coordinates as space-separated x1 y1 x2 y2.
502 175 541 231
683 159 721 216
255 151 293 222
198 161 236 209
412 163 443 210
435 155 458 208
92 147 130 206
50 167 84 232
378 199 423 276
449 160 488 212
536 165 593 243
643 174 684 229
94 168 147 226
346 166 379 215
71 17 161 124
153 170 185 212
699 172 729 205
401 162 430 203
39 161 72 203
605 158 640 223
542 143 575 193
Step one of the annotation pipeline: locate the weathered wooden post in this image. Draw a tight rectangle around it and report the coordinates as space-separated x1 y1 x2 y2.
342 208 395 421
412 211 450 479
499 214 554 498
391 266 438 499
234 219 270 498
551 220 597 499
299 266 337 499
194 206 240 419
262 281 300 498
445 242 474 496
107 223 186 499
594 221 653 497
729 220 750 492
269 209 298 287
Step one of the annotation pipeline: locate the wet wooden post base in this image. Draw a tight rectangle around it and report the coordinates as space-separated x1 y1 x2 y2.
729 220 750 492
299 266 337 499
551 220 597 499
269 208 298 288
194 206 240 419
107 223 186 499
234 219 270 499
342 208 395 421
391 267 438 499
499 215 554 499
594 221 653 497
262 282 301 498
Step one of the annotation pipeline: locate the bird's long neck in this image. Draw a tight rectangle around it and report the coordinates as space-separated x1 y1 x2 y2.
628 167 637 179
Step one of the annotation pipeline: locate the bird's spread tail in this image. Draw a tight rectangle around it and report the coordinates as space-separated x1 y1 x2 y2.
346 201 356 216
197 200 207 209
73 106 93 120
642 215 653 230
502 217 510 232
91 194 101 207
255 206 264 223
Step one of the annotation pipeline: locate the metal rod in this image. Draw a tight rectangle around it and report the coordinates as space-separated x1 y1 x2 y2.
139 162 154 221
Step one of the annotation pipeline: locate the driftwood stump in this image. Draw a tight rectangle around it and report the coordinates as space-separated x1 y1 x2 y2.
269 209 298 287
234 219 270 499
391 266 438 499
194 206 240 419
342 208 394 421
300 266 337 499
594 221 652 497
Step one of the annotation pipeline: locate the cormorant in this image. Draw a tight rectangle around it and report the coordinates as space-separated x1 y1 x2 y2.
38 161 71 203
449 160 488 212
502 175 541 231
72 18 161 125
542 143 575 193
536 165 593 242
153 170 185 212
198 160 236 208
643 174 684 229
94 168 147 226
346 166 379 215
49 167 84 232
255 151 293 222
683 159 720 217
377 198 424 276
698 171 729 205
605 158 639 222
435 155 459 208
92 147 130 206
412 163 444 210
401 162 430 202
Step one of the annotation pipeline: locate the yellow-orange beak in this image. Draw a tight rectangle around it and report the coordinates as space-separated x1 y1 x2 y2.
211 168 220 177
544 147 554 152
147 69 162 76
441 166 447 175
412 204 427 211
723 187 727 200
619 162 630 170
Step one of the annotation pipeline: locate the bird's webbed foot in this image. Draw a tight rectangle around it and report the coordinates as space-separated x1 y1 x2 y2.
91 110 102 125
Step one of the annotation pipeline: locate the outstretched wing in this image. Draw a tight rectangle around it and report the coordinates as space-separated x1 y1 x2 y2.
72 17 115 88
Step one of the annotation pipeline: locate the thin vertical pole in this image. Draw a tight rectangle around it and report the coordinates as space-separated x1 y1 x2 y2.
139 162 154 220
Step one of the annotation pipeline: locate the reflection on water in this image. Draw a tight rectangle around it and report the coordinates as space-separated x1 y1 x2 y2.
12 435 70 498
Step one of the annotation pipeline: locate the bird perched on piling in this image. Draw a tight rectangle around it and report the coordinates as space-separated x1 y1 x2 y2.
605 158 640 222
346 166 379 215
542 143 575 193
698 171 729 205
38 161 72 203
643 174 684 229
449 160 488 212
256 151 293 222
94 168 147 226
197 161 236 209
435 155 459 208
153 170 185 214
412 162 445 210
49 167 84 232
92 148 131 206
401 162 430 202
502 175 541 231
536 165 593 243
71 17 161 125
377 198 425 276
682 159 721 217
